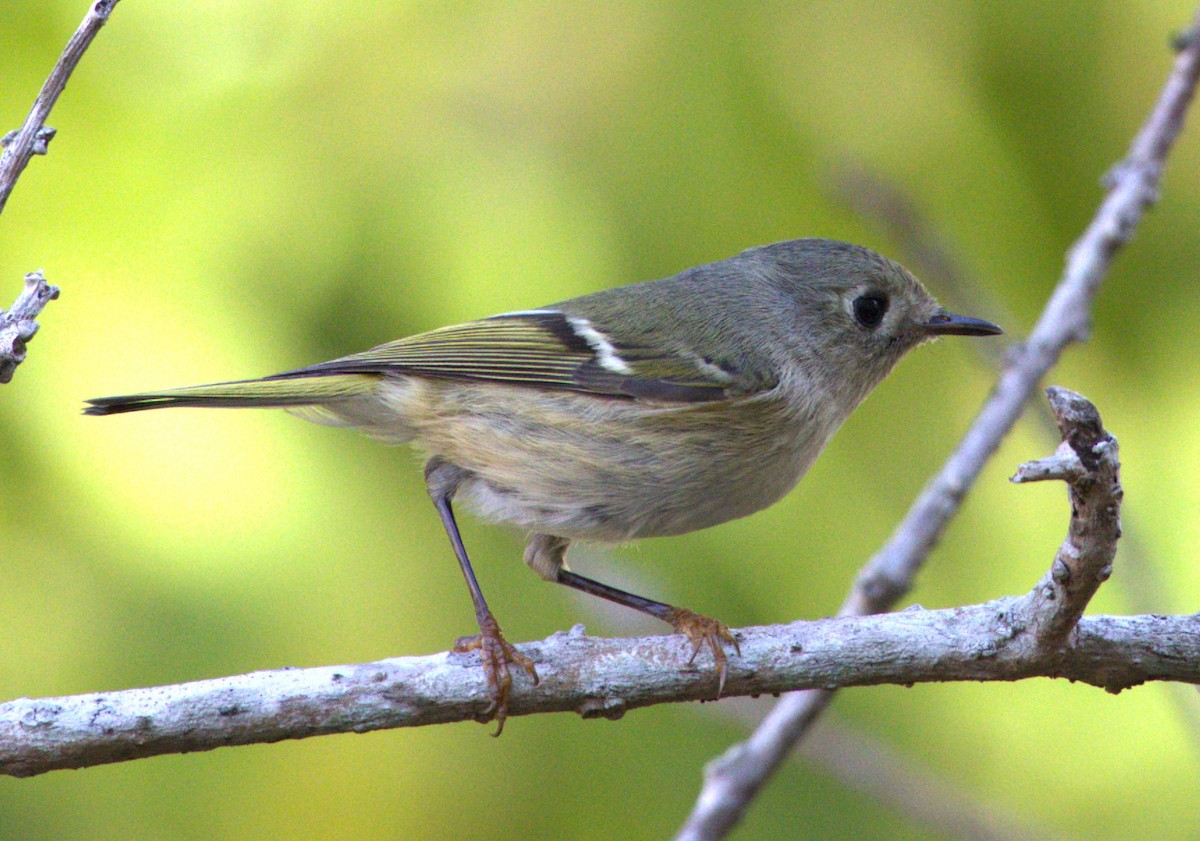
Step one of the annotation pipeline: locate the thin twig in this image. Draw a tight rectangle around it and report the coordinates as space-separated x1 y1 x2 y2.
0 0 124 383
676 11 1200 840
1012 387 1122 647
0 271 60 383
0 0 122 216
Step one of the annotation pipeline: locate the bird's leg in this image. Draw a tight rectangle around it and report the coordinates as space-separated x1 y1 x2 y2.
525 534 739 696
558 570 740 696
426 459 537 735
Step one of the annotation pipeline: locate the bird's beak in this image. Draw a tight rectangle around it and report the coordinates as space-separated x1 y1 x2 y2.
923 310 1003 337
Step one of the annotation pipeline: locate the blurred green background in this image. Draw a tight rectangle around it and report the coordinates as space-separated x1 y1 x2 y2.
3 1 1199 838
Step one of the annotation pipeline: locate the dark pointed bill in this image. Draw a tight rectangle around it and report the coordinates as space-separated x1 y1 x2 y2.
923 310 1003 337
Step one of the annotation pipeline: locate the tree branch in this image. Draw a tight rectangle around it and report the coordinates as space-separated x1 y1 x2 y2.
0 0 123 383
1 607 1196 778
0 271 60 383
0 0 122 216
1011 387 1122 647
676 11 1200 840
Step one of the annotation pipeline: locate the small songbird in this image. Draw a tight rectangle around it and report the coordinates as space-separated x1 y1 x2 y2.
86 238 1001 733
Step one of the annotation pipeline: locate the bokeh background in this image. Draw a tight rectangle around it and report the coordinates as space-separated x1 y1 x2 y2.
3 1 1199 838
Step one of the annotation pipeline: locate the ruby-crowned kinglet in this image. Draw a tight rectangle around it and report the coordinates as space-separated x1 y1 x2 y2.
87 238 1001 732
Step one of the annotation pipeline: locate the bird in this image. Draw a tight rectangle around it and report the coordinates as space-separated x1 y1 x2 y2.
86 238 1002 733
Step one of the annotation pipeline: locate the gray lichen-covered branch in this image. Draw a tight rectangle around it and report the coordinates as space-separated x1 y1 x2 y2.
0 271 59 383
0 0 122 216
0 0 123 383
1011 387 1122 647
2 608 1196 778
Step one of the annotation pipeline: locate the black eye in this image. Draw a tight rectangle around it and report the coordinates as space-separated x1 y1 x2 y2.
853 294 888 328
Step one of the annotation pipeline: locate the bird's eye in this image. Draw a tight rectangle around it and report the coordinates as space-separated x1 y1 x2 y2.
853 294 888 328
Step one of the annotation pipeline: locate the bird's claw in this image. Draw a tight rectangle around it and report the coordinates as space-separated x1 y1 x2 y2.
454 612 539 736
665 607 741 696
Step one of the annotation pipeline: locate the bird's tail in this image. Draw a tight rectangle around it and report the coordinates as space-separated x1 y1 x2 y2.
84 373 379 415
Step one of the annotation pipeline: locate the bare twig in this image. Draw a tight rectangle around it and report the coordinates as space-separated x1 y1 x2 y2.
0 0 122 216
0 0 123 382
1012 387 1122 647
2 607 1196 778
676 12 1200 840
0 271 60 383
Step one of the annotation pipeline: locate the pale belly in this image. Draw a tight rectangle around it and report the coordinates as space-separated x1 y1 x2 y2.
407 381 840 542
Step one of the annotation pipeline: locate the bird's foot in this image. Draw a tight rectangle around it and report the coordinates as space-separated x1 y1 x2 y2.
664 607 741 697
453 612 539 736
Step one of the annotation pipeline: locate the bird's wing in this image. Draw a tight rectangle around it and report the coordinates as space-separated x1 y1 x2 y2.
268 310 773 403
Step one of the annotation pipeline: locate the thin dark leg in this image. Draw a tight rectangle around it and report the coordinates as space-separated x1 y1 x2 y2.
557 569 677 622
425 459 537 735
555 569 741 696
431 492 492 622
